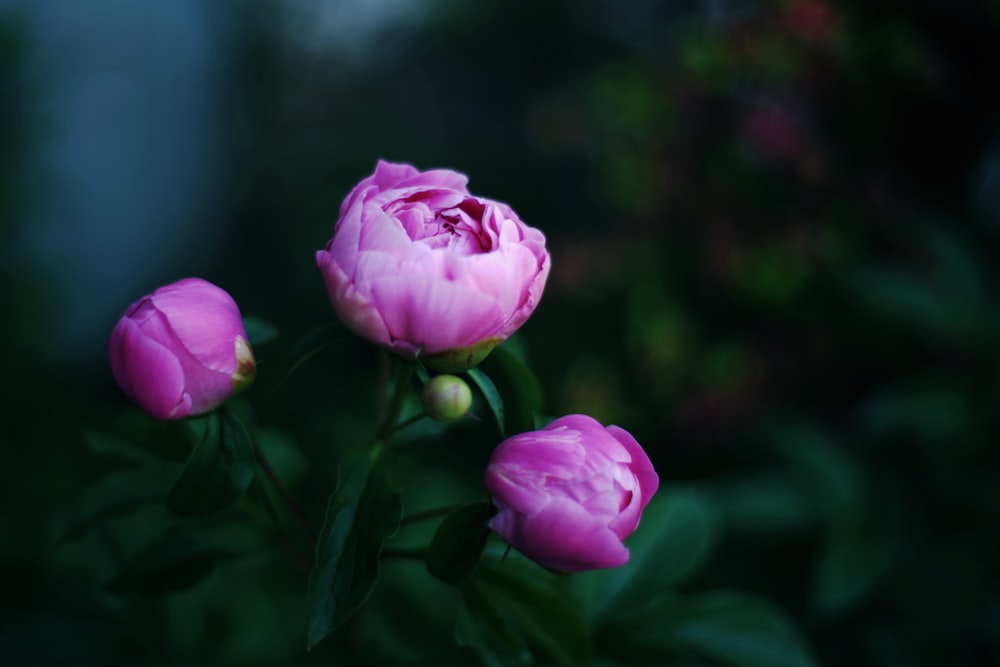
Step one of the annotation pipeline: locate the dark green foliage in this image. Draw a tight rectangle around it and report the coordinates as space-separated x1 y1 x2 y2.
305 444 402 649
426 502 494 584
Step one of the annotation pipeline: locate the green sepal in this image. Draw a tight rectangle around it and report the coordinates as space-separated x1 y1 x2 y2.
423 337 502 373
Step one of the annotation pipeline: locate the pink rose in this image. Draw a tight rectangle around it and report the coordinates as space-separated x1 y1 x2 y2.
316 160 550 371
484 415 659 572
109 278 256 420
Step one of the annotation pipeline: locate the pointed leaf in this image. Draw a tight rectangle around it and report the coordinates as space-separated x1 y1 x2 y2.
87 415 196 463
242 315 279 346
602 591 820 667
478 345 543 436
167 410 255 516
306 444 403 649
108 521 263 595
277 321 348 387
426 502 493 584
63 464 175 540
578 486 721 618
466 368 505 437
457 556 591 667
666 592 820 667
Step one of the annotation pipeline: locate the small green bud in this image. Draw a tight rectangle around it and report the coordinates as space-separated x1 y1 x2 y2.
423 374 473 422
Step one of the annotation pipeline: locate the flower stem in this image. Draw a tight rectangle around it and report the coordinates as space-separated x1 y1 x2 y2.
251 440 318 548
387 410 428 435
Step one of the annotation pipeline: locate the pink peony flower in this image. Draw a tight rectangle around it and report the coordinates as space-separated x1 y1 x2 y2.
109 278 256 420
484 415 659 572
316 160 550 372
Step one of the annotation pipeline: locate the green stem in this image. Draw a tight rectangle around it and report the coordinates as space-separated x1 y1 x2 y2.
251 438 318 548
400 504 463 527
387 410 429 435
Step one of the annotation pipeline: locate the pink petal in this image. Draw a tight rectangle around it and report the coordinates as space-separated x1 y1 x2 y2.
490 496 630 572
316 249 394 350
363 269 504 354
147 279 245 375
607 425 660 511
114 317 189 420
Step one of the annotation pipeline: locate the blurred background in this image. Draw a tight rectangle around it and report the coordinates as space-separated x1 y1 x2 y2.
2 0 1000 665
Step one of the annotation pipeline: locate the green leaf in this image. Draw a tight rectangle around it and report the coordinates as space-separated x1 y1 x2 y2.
853 374 977 449
602 591 820 667
87 414 196 463
579 486 721 618
466 368 505 437
63 464 175 540
426 502 494 584
242 315 279 346
809 516 890 619
277 321 348 387
713 469 814 535
167 410 255 516
666 592 820 667
478 345 543 436
306 443 403 649
765 421 862 520
109 535 221 595
457 557 591 667
108 521 264 595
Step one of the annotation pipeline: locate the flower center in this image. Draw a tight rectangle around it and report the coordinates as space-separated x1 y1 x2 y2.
389 195 499 254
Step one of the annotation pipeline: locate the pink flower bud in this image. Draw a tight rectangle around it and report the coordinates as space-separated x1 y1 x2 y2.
108 278 256 420
316 160 550 372
484 415 659 573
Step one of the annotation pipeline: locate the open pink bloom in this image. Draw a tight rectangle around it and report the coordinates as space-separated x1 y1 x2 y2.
484 415 659 573
316 160 550 371
108 278 256 420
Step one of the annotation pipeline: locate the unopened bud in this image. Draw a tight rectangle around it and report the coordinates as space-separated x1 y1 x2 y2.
423 374 473 422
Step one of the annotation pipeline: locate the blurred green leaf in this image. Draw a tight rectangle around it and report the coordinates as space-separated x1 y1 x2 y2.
809 516 890 619
457 556 591 667
109 539 220 596
276 321 349 387
167 410 255 516
306 443 402 649
107 520 260 595
602 591 820 667
479 346 543 437
87 414 196 463
426 502 494 584
63 464 175 540
713 469 814 535
242 315 279 346
853 374 978 449
842 221 987 344
466 367 505 437
579 486 721 618
766 421 862 520
666 592 821 667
